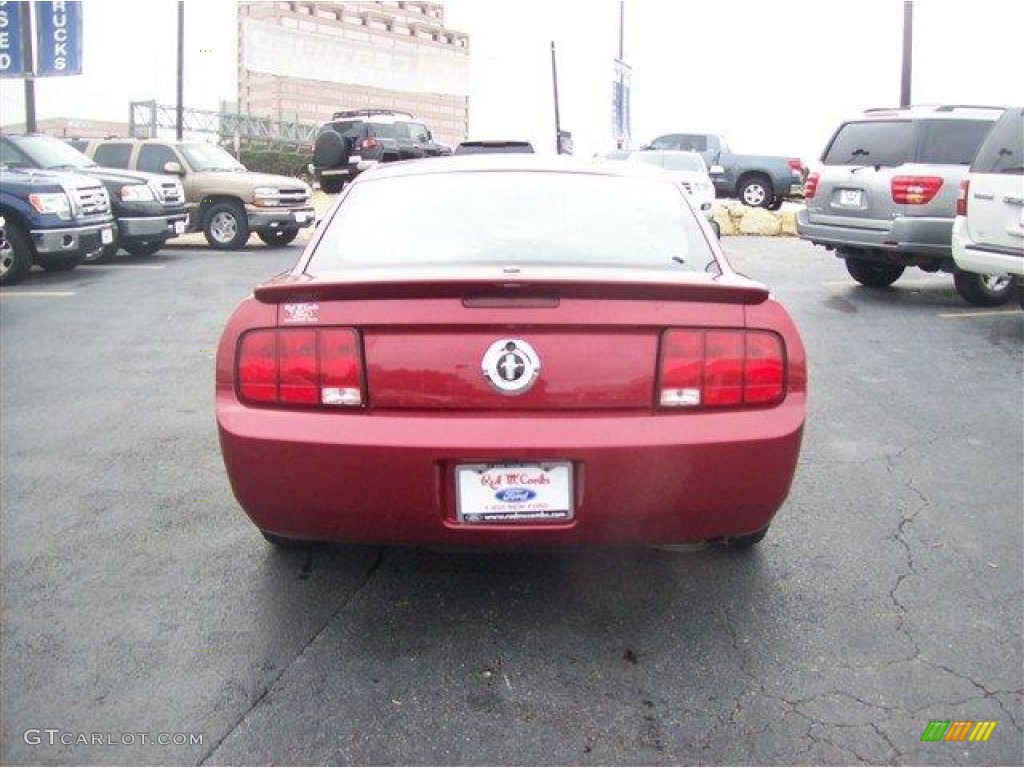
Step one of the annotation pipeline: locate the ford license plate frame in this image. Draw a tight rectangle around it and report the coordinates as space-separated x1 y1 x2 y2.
455 462 573 524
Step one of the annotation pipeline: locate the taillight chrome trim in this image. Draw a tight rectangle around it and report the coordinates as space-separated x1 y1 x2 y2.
956 178 969 217
235 327 365 409
891 175 944 205
803 172 819 200
657 328 787 410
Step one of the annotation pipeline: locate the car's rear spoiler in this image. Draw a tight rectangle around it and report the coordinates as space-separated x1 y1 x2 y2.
253 272 771 306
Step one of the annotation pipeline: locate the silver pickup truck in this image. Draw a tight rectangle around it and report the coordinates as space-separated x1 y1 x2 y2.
643 132 805 209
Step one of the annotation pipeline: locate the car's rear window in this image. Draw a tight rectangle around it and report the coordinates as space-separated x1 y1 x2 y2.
915 120 994 164
822 121 915 166
971 108 1024 174
823 118 996 167
308 171 716 274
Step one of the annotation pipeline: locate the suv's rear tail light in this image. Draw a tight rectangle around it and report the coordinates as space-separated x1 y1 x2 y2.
358 137 379 151
891 175 943 205
803 172 820 200
237 328 363 408
956 178 969 217
659 329 785 408
787 158 804 173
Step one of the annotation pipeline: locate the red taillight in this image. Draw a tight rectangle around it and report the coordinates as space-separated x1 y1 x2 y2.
891 175 943 205
659 329 785 409
787 158 804 173
803 172 819 199
358 137 379 151
956 178 969 217
237 328 363 408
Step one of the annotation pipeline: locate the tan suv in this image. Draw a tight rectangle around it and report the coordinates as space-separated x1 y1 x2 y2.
71 139 314 249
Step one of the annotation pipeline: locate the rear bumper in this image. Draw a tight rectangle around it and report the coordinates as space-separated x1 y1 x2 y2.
951 217 1024 277
217 397 805 547
797 209 953 257
311 160 380 178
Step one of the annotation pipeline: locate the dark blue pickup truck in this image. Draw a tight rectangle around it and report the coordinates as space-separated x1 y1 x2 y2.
0 166 115 286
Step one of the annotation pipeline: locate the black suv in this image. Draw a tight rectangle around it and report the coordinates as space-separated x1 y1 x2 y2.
310 109 451 193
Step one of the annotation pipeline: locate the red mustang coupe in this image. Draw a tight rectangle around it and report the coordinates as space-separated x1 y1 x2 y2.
216 156 806 549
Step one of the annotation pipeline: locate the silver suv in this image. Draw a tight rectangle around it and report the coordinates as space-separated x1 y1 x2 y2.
951 106 1024 308
797 105 1015 305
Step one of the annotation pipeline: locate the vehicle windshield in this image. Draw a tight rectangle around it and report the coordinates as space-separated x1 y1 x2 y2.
180 143 246 172
308 171 717 274
10 136 97 170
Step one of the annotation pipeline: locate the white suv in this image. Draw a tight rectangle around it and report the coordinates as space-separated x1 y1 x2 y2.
951 107 1024 308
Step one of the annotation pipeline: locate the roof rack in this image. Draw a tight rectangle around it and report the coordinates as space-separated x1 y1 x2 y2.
933 104 1005 112
331 108 414 120
863 104 1004 114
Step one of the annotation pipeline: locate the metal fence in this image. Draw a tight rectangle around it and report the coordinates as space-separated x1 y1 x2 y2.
128 100 319 148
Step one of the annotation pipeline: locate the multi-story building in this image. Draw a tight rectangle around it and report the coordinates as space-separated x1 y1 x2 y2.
238 2 469 148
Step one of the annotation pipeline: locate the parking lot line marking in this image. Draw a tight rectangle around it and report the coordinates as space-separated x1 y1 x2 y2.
937 309 1021 319
79 264 167 270
0 291 77 298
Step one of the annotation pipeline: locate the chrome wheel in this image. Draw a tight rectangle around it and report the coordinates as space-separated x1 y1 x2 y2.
982 274 1011 293
209 211 238 244
737 176 773 208
953 270 1016 307
0 234 13 278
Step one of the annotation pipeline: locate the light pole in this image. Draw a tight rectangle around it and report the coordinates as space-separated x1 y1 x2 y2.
900 1 913 107
176 1 185 139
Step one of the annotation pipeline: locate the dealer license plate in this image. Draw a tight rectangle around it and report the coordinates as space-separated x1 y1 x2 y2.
838 189 863 207
455 462 573 524
173 220 186 235
100 227 114 245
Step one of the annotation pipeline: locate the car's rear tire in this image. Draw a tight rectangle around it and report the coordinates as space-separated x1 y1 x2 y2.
319 177 345 194
952 271 1015 307
737 175 774 208
261 530 316 549
845 257 904 288
257 228 299 247
719 526 769 550
0 219 34 287
204 201 250 250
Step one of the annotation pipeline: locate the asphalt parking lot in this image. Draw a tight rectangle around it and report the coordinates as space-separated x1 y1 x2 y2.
2 235 1021 766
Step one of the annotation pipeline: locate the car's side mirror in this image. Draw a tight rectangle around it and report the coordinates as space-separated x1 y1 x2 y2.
163 161 184 175
709 165 725 176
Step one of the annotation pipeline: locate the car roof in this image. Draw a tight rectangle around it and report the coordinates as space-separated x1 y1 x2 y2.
357 154 674 182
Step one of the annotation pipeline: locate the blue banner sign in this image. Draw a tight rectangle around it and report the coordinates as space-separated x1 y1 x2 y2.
0 1 29 78
35 0 81 76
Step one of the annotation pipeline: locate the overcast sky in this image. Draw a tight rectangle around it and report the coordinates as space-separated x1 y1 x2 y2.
2 0 1022 162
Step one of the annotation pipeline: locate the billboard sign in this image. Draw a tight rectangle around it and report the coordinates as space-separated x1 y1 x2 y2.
35 0 82 76
242 18 468 96
0 1 29 78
